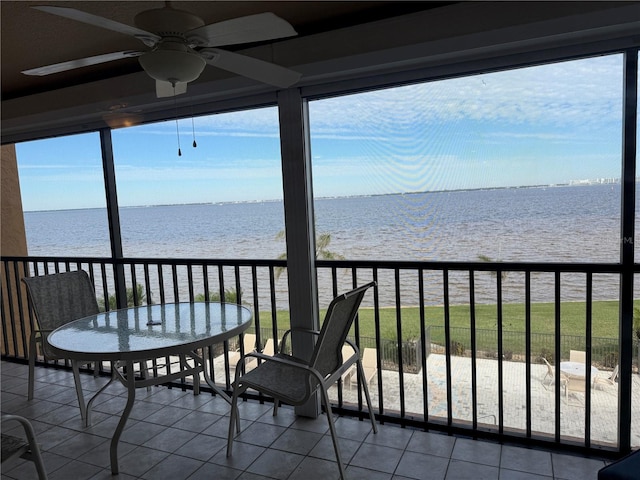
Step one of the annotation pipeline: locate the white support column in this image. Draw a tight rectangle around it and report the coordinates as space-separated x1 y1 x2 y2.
278 88 320 418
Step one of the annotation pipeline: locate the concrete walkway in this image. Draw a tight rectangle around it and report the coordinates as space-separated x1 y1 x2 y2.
333 354 640 447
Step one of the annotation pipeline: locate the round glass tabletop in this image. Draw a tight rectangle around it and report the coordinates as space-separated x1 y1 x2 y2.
47 302 252 361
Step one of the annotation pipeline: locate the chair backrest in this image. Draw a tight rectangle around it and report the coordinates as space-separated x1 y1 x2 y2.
310 281 376 378
362 348 377 368
570 350 586 363
261 338 275 356
611 364 619 381
341 345 354 362
241 334 256 354
22 270 99 331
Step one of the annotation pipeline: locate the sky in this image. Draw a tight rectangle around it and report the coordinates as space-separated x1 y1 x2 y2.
16 53 630 212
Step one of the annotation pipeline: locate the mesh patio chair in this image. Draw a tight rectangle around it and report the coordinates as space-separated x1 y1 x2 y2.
594 364 619 390
1 414 48 480
227 281 377 480
351 347 378 389
541 357 568 393
22 270 100 421
227 333 257 373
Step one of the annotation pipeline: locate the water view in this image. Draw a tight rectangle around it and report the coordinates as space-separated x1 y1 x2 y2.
22 183 627 307
25 183 622 261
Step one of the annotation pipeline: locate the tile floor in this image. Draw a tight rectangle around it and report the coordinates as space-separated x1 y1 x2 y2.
1 360 610 480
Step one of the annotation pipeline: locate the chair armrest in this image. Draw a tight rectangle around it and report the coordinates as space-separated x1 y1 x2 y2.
343 339 360 356
30 328 53 339
1 414 39 450
280 328 320 353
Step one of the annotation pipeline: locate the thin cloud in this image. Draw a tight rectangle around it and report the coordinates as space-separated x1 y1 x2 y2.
309 55 623 136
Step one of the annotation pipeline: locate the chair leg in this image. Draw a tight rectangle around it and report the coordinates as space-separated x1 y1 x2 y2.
273 399 280 416
28 334 37 400
320 386 348 480
356 360 378 434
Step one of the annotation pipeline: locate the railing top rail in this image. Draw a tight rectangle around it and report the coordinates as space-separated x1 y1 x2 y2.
1 256 287 268
2 255 631 273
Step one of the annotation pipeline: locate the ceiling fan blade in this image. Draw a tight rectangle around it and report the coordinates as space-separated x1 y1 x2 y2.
200 48 301 88
156 80 188 98
33 6 160 47
22 51 143 76
186 12 297 47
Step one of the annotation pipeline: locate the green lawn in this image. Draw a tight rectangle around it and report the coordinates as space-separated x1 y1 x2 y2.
254 299 632 364
356 300 624 339
262 300 623 338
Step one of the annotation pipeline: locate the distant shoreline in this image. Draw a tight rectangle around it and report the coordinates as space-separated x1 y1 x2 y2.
24 181 620 214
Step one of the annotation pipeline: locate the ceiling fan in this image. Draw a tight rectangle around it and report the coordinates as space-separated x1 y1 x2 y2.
22 2 302 98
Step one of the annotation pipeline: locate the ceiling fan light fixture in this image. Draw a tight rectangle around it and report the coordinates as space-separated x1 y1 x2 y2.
138 47 206 84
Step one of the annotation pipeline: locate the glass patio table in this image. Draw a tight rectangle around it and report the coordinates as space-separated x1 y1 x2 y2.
560 361 599 382
47 301 252 475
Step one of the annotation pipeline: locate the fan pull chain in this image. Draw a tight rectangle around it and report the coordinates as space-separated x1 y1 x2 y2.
173 84 181 156
190 104 197 148
191 115 197 148
176 119 182 156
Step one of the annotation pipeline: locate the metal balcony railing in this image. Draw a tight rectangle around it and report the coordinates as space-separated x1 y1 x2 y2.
2 255 638 458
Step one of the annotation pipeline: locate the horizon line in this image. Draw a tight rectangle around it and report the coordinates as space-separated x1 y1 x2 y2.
23 181 618 214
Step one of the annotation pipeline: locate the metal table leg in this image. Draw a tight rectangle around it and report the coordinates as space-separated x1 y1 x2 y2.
110 360 136 475
190 347 232 403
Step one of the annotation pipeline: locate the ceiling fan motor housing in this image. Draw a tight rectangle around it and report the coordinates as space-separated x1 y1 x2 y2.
134 6 205 37
135 7 207 84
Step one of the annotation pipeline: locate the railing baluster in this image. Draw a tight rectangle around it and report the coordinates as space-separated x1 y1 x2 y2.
372 268 383 418
202 265 209 302
100 265 109 310
218 265 225 300
525 271 532 438
443 268 453 426
268 266 278 350
157 264 165 304
554 271 562 442
497 268 504 435
234 265 241 305
187 264 194 302
143 263 152 306
585 272 593 447
251 265 260 341
419 268 428 422
394 268 406 418
469 270 478 430
171 264 179 302
130 263 138 305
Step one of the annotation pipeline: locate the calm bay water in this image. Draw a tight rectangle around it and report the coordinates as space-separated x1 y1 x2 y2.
23 184 628 306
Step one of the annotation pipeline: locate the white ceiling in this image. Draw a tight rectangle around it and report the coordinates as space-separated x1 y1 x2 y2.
2 1 639 143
